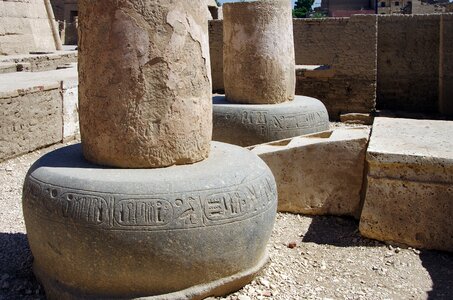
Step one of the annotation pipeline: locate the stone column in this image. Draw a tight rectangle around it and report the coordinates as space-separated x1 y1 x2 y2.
223 0 295 104
78 0 212 168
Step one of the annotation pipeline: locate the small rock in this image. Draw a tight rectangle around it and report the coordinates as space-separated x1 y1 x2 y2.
261 290 272 297
288 241 297 249
238 295 251 300
259 278 270 288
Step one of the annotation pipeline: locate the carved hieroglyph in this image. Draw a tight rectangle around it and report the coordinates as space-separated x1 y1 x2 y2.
78 0 212 168
223 0 296 104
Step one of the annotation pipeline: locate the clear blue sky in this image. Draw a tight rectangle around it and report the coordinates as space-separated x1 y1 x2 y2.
217 0 322 8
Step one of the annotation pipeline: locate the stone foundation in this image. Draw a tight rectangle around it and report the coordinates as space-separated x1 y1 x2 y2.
360 117 453 252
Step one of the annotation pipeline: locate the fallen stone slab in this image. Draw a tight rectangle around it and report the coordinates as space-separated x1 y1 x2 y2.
250 127 370 218
360 117 453 252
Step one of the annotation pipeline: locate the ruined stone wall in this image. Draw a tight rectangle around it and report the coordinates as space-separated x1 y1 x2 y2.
0 0 57 55
209 20 224 92
0 75 79 162
294 15 378 119
377 14 440 113
440 13 453 116
0 87 62 161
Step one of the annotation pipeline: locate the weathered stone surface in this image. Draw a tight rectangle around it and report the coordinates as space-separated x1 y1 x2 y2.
377 15 440 113
0 51 77 72
294 15 377 120
0 0 57 55
340 113 374 125
209 20 224 92
360 117 453 251
0 88 62 162
0 66 77 161
223 0 295 104
440 13 453 117
251 127 370 218
62 77 79 140
78 0 212 168
23 142 277 299
213 95 329 147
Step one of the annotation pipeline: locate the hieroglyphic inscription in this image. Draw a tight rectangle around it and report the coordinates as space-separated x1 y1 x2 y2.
214 109 328 139
24 172 277 231
114 199 173 226
60 193 110 226
270 110 329 133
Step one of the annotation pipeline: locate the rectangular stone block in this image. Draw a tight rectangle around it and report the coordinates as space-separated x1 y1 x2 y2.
360 117 453 252
251 127 370 218
62 78 79 140
0 89 63 162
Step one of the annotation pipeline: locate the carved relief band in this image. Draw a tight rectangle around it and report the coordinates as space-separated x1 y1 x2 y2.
24 172 277 231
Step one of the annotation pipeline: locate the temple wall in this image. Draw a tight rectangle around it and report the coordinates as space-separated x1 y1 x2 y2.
0 0 57 55
293 15 378 119
377 14 440 113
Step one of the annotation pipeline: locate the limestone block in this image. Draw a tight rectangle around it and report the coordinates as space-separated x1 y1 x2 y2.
340 113 374 125
251 127 370 217
78 0 212 168
62 78 79 140
0 89 63 162
360 117 453 251
23 142 277 299
213 95 329 147
223 0 295 104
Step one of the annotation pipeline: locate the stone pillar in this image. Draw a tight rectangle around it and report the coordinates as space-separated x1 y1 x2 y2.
78 0 212 168
223 0 295 104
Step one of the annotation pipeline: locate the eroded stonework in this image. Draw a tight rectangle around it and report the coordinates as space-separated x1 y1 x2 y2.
223 0 295 104
78 0 212 168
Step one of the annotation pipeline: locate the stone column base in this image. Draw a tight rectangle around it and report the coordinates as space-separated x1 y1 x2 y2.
213 95 330 147
23 142 277 299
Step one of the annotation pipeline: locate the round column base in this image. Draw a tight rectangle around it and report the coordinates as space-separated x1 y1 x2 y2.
213 95 330 147
23 142 277 299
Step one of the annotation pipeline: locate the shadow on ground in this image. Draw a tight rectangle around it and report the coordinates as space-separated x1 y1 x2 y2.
420 250 453 300
0 232 44 300
302 215 380 247
303 215 453 300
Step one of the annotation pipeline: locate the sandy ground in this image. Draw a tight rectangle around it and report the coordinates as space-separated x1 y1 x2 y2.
1 140 452 300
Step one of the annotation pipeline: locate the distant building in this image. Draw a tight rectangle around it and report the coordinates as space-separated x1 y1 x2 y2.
377 0 448 14
321 0 375 17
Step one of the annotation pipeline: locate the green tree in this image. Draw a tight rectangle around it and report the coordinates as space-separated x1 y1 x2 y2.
293 0 315 18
